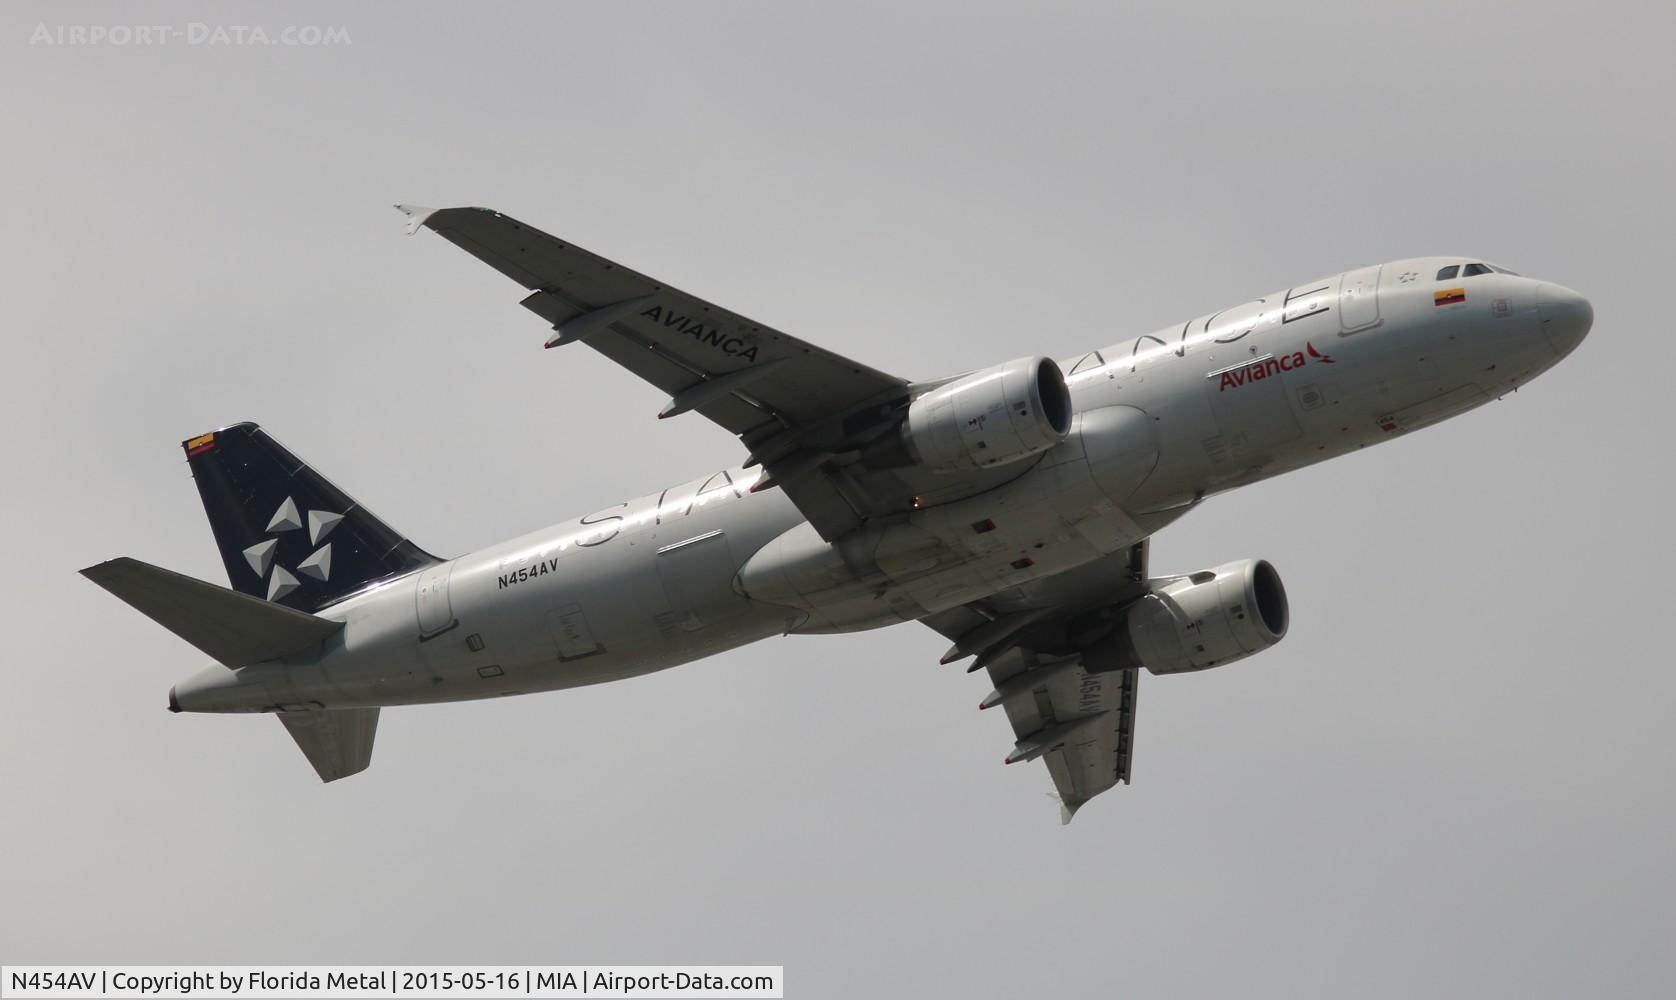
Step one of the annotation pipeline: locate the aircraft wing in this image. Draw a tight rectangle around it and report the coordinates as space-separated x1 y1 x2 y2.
400 205 905 436
401 205 1030 541
922 541 1150 823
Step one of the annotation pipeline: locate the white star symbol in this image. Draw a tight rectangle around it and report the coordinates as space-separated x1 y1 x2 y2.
246 497 342 599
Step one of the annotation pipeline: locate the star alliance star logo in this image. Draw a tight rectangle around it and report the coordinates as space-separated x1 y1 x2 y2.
242 497 343 600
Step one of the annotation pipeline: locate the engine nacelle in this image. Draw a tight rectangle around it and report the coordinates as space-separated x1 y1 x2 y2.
1092 559 1289 675
900 356 1072 473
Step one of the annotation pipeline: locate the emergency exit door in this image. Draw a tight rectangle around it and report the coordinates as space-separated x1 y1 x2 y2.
1339 265 1382 332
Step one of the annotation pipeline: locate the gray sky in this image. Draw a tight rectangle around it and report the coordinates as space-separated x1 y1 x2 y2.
3 1 1672 996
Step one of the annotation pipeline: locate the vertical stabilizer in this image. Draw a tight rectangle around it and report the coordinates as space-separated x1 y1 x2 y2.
279 708 380 782
183 423 438 613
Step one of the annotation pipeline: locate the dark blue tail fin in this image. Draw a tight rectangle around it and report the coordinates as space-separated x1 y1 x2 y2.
183 423 439 613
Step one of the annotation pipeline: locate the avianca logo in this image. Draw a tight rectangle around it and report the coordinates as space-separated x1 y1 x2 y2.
639 305 760 362
1217 342 1334 392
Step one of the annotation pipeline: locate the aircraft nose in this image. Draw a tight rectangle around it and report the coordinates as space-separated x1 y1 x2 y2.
1535 281 1593 357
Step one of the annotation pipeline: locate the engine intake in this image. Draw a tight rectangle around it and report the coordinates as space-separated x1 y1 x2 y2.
898 356 1072 473
1089 559 1289 675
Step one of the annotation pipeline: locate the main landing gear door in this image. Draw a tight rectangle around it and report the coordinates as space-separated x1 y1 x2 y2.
1339 265 1382 333
415 562 456 638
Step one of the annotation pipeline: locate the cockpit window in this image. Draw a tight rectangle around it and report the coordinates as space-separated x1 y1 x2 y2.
1436 264 1460 280
1462 262 1493 277
1488 264 1521 276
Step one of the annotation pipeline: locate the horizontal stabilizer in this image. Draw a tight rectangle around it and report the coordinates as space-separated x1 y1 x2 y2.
279 708 379 782
81 557 342 666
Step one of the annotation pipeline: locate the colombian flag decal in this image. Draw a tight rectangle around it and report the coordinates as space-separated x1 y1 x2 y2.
185 432 216 457
1434 288 1466 307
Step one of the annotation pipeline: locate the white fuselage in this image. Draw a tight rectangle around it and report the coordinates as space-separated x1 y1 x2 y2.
172 258 1591 713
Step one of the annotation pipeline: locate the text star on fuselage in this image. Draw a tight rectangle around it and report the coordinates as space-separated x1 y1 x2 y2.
81 208 1592 822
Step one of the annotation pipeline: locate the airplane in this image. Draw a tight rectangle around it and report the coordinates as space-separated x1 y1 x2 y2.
81 206 1593 822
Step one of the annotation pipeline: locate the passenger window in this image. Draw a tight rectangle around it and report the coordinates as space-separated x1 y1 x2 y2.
1069 351 1105 375
1462 263 1493 277
1436 265 1459 280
